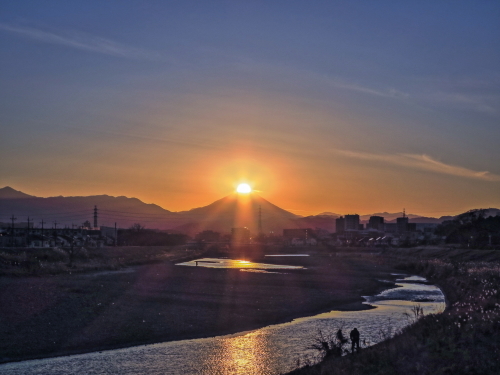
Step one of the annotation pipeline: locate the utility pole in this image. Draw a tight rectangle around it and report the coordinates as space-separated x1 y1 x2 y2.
10 214 17 247
40 219 45 248
114 222 117 247
26 216 31 247
258 205 262 235
53 221 59 247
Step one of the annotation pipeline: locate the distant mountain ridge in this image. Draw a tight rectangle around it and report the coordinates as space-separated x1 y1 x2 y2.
1 187 498 234
0 187 303 233
0 186 181 230
0 186 35 199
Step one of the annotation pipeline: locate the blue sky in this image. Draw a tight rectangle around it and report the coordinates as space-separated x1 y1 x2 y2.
1 1 499 215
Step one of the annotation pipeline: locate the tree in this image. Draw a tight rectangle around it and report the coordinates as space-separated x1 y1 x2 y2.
129 223 145 232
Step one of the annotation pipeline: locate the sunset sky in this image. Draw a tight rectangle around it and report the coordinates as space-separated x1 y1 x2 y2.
1 1 499 217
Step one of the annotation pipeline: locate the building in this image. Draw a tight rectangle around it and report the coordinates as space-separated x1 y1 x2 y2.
384 223 398 233
396 209 410 234
231 227 250 244
195 230 221 242
335 216 345 233
283 228 314 240
407 223 417 232
397 216 409 233
415 223 439 232
368 216 385 231
0 224 113 248
345 214 360 231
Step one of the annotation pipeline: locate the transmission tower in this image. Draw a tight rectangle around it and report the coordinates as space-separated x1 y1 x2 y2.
93 205 98 229
40 219 45 248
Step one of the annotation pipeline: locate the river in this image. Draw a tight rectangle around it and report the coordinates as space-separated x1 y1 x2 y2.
0 274 445 375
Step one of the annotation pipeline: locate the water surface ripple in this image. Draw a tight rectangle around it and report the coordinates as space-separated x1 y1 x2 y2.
0 277 445 375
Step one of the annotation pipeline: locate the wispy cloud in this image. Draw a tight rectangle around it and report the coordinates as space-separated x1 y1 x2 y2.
337 150 500 181
0 23 160 60
430 91 497 115
413 75 500 115
231 57 411 100
330 81 410 99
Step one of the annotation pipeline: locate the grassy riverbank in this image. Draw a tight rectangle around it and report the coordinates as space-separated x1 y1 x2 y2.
288 249 500 375
0 246 205 276
0 246 399 364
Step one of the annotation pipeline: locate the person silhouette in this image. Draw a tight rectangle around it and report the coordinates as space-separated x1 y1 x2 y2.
350 328 360 352
336 329 347 344
336 329 342 341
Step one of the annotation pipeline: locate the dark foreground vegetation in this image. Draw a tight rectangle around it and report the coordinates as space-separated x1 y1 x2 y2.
0 245 201 276
118 224 189 246
289 252 500 375
436 209 500 248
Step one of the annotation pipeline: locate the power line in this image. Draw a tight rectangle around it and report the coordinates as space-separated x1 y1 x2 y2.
100 209 175 217
99 214 181 221
19 210 90 217
0 213 90 221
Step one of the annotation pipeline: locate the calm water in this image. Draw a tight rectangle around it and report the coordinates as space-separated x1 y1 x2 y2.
0 277 445 375
176 258 304 270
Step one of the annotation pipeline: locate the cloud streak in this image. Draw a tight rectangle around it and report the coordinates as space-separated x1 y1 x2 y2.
330 81 410 99
337 150 500 181
0 23 160 60
430 91 498 115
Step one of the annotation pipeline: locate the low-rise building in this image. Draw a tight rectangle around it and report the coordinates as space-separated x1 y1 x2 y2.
231 227 250 244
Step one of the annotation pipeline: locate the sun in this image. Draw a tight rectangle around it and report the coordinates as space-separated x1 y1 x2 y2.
236 183 252 194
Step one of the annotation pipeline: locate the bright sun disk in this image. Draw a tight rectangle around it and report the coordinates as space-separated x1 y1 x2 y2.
236 183 252 193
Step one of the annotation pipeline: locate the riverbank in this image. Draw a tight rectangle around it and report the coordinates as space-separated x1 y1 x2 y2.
0 246 400 364
288 249 500 375
0 245 205 277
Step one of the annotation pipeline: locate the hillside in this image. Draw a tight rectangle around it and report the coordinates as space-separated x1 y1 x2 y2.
2 187 497 235
174 193 301 235
0 187 181 230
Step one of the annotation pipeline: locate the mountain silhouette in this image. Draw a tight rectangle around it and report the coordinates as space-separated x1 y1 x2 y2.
2 187 495 235
0 186 35 199
175 193 301 235
0 187 302 234
0 187 181 229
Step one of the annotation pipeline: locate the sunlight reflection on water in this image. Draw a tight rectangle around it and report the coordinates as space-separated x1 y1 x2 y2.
0 277 445 375
176 258 304 270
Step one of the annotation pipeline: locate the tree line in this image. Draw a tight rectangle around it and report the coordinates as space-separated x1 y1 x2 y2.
118 223 188 246
436 209 500 247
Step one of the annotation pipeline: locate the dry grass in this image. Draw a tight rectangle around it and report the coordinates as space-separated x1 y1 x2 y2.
288 257 500 375
0 246 204 276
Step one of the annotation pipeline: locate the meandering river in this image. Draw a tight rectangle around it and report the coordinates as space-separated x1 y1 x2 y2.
0 273 445 375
